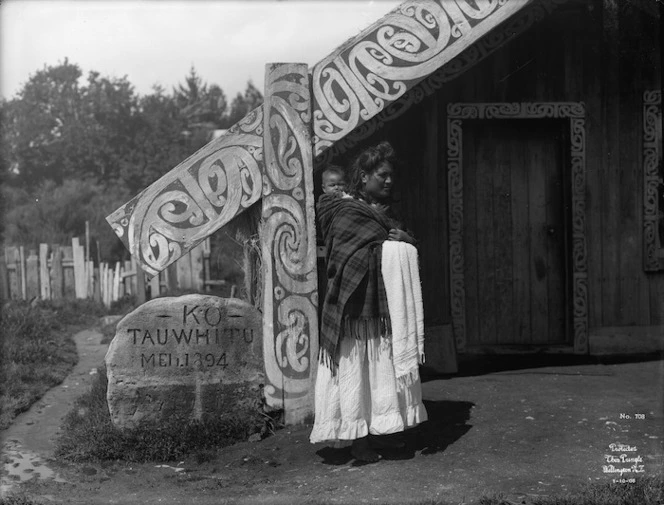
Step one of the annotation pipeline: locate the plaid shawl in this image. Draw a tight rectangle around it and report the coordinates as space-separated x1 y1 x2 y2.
317 193 393 367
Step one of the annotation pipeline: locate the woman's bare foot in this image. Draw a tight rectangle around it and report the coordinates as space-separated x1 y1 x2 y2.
351 437 381 462
369 434 405 449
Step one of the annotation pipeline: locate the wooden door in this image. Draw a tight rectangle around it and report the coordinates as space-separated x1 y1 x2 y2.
462 119 569 346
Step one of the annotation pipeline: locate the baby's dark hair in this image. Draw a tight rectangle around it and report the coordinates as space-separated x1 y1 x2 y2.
348 141 396 197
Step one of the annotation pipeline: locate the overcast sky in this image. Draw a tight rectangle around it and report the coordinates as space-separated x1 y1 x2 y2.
0 0 401 100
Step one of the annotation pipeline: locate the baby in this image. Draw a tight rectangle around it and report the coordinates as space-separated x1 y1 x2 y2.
321 165 351 198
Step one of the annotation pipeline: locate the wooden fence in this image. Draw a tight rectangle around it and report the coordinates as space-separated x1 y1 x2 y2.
1 238 235 307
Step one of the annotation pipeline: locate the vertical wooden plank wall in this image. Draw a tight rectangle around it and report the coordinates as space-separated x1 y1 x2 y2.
261 62 318 424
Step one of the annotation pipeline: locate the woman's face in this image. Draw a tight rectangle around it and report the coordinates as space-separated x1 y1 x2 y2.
362 161 394 201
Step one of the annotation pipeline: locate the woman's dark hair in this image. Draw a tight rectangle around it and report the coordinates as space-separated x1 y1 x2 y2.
347 141 397 198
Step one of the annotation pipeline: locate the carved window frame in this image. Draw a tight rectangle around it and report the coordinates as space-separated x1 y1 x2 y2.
643 90 663 272
446 102 588 354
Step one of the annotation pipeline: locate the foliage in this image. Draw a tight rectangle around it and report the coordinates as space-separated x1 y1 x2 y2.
2 60 264 263
0 300 84 430
225 80 263 127
55 365 268 463
1 178 131 261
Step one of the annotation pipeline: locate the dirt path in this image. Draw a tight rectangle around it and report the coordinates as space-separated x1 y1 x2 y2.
1 328 109 494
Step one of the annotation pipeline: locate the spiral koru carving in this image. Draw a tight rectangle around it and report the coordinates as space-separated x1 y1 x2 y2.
106 111 264 276
261 64 318 415
312 0 537 159
447 102 587 353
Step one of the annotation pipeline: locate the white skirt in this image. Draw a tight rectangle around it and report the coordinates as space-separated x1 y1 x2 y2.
309 333 428 444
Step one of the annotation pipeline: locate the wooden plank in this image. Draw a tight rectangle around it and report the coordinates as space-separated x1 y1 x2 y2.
166 263 178 293
124 260 132 295
93 266 101 303
113 262 121 302
203 238 212 293
462 123 480 347
600 0 621 326
543 121 567 344
39 244 50 300
190 242 205 292
72 238 86 299
100 263 108 307
19 246 27 300
150 271 160 300
584 10 604 329
5 247 19 299
476 127 497 345
136 263 146 305
117 263 125 299
62 246 75 299
176 249 192 291
51 246 64 300
529 133 549 344
26 250 39 300
511 126 531 344
87 260 94 300
493 122 514 344
0 256 8 301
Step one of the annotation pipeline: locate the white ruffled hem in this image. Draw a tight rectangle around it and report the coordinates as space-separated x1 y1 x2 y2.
310 334 427 445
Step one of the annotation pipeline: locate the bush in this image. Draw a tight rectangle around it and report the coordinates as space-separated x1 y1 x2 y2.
0 301 78 429
55 365 270 463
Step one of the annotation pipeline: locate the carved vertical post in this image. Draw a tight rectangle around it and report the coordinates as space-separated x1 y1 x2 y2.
261 63 319 424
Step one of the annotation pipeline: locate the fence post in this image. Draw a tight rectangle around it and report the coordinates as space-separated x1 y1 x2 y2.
26 250 39 300
51 246 64 300
190 242 204 292
72 237 87 299
0 255 8 300
19 246 27 300
149 271 160 300
62 246 75 298
39 243 50 300
136 264 146 305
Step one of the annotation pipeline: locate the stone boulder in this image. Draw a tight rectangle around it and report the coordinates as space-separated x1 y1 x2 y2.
105 294 263 429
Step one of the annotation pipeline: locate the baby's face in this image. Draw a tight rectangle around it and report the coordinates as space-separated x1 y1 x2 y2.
322 173 346 195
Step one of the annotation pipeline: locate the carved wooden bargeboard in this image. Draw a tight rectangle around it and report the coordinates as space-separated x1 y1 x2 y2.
106 111 264 277
311 0 536 159
261 64 318 422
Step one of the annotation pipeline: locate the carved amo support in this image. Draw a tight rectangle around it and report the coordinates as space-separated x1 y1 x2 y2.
261 63 318 424
106 111 265 277
311 0 536 160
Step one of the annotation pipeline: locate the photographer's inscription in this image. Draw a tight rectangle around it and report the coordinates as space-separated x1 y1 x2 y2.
105 295 263 429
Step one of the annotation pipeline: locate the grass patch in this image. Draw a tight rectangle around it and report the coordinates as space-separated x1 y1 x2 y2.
55 364 273 463
0 299 105 430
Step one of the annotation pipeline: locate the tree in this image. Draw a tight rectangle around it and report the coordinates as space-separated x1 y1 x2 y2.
224 80 263 127
2 59 140 187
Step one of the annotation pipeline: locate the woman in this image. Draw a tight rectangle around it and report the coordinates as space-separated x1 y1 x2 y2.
310 141 427 462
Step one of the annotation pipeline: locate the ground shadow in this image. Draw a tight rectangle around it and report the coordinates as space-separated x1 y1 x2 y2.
422 351 664 381
315 399 474 465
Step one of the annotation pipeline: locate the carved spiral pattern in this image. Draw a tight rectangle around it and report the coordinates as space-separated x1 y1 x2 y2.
106 114 264 275
312 0 536 158
447 102 588 353
314 0 572 164
261 64 318 410
643 90 662 272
